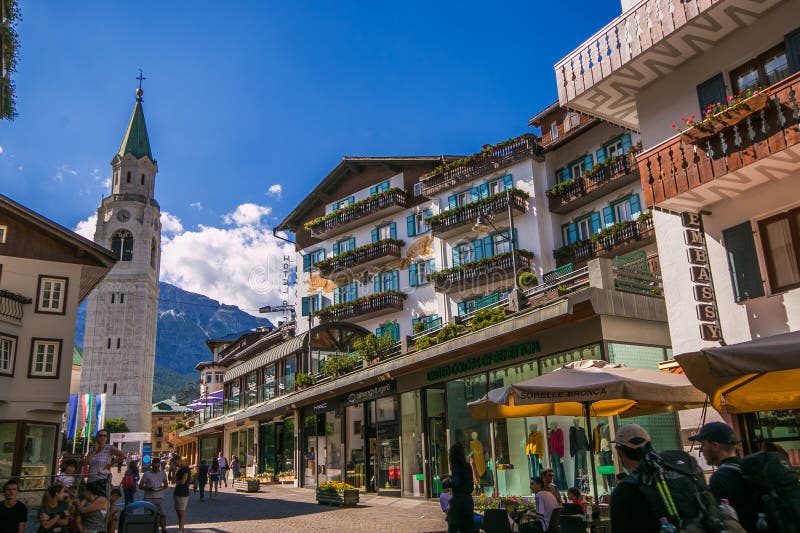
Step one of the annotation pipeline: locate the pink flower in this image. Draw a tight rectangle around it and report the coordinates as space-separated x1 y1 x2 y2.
727 95 733 102
671 123 676 129
680 116 686 121
689 114 696 120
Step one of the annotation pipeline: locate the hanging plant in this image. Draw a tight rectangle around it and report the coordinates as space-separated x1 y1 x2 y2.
426 189 529 225
303 188 406 231
313 239 404 270
428 250 534 281
422 134 537 179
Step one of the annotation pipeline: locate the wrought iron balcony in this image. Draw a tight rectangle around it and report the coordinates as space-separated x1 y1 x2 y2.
428 189 528 238
420 134 539 196
430 250 534 294
553 216 655 267
547 151 640 214
305 189 408 239
0 289 31 322
314 291 406 323
637 72 800 210
315 239 404 278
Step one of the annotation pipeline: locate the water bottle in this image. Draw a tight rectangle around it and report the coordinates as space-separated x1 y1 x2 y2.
756 512 769 530
659 517 678 532
719 498 738 521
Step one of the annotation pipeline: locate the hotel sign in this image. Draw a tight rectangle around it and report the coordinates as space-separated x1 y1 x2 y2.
682 212 722 342
426 340 540 382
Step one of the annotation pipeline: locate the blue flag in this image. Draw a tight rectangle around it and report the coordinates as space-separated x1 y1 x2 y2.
66 394 78 438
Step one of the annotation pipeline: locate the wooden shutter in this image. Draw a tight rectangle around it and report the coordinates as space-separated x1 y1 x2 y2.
786 27 800 74
621 133 632 153
452 245 461 267
595 148 606 164
333 286 341 305
471 186 481 202
457 301 467 316
407 215 416 237
374 274 381 293
590 213 602 234
723 222 765 302
448 195 457 210
333 241 340 256
391 270 399 291
389 222 397 240
583 154 594 172
408 263 418 287
303 254 312 273
473 240 484 261
568 223 578 244
482 236 494 258
371 228 379 243
629 194 641 218
348 236 356 250
697 73 726 114
503 174 513 190
301 297 310 317
369 185 378 196
603 206 615 226
427 258 436 274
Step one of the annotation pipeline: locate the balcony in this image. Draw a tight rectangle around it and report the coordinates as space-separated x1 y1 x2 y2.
305 189 408 239
314 291 406 323
0 290 31 323
554 0 784 129
428 189 529 238
637 72 800 210
554 216 655 267
420 134 539 196
547 151 640 214
429 250 534 294
315 239 404 278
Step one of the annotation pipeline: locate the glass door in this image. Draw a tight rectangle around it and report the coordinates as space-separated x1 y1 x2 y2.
259 424 276 478
426 387 448 497
375 396 401 496
345 405 366 490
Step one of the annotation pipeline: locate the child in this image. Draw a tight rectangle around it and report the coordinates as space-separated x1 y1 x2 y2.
108 487 123 533
56 459 78 491
567 487 585 513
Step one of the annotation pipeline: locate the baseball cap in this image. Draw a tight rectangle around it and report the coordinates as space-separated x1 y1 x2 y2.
612 424 651 449
688 422 739 444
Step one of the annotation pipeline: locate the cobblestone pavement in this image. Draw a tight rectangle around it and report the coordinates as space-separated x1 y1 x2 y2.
116 473 447 533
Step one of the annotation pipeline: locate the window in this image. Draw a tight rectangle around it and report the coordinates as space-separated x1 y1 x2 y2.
141 174 145 185
113 383 117 394
603 193 643 227
302 248 326 272
263 366 276 399
36 276 67 314
116 338 121 349
126 171 131 183
487 175 512 196
413 183 424 197
334 236 356 255
150 238 157 269
696 73 727 113
0 334 17 376
375 321 400 342
758 206 800 293
0 225 6 244
282 357 296 393
373 222 396 242
550 122 558 141
409 259 436 286
111 293 115 304
29 339 61 378
331 196 355 212
206 373 213 384
369 180 390 195
457 242 477 265
731 43 791 94
120 293 124 304
111 230 134 261
216 372 224 383
576 216 594 241
107 338 111 349
563 111 580 132
412 314 441 333
374 270 399 292
301 294 329 317
103 383 107 393
493 232 511 255
606 140 623 159
723 222 765 303
407 210 431 236
334 282 358 304
570 160 587 180
456 190 471 207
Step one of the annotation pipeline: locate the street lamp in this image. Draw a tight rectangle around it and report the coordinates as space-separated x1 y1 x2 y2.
472 188 523 310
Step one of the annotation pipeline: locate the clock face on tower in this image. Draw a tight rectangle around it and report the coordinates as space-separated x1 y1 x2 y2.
117 209 131 223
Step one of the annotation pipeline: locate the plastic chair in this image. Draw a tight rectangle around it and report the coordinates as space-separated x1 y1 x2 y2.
482 508 513 533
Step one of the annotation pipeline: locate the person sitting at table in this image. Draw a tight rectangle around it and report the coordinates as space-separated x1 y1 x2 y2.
525 477 559 532
566 487 585 513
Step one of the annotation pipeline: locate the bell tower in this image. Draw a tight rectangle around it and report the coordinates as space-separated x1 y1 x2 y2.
80 78 161 433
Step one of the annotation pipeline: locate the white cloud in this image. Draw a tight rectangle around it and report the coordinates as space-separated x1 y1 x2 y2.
222 203 272 226
0 145 4 155
17 165 23 172
52 164 78 182
160 211 184 234
266 184 282 198
74 214 97 240
189 202 203 210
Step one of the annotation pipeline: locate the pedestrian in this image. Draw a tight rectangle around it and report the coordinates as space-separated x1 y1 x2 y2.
441 442 474 533
231 455 241 480
526 477 559 531
540 468 562 506
121 461 139 507
78 481 109 533
208 456 220 497
107 488 122 533
197 459 209 501
55 459 78 491
172 456 191 533
217 451 229 487
84 428 126 497
38 483 69 533
609 424 661 532
139 459 168 533
1 478 27 533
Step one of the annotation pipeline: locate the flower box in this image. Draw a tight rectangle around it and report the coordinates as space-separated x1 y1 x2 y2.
233 479 260 492
679 92 769 144
316 488 359 506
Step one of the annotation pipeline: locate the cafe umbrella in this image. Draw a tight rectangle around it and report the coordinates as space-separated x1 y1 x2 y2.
675 330 800 414
467 359 707 497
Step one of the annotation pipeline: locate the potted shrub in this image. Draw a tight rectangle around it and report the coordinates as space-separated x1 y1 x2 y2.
294 372 316 390
316 481 359 506
518 272 538 290
233 476 260 493
353 332 396 364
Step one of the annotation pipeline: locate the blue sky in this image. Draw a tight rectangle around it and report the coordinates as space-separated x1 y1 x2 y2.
0 1 621 314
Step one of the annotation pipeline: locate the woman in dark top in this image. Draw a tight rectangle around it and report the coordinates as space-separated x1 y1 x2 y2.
442 442 474 533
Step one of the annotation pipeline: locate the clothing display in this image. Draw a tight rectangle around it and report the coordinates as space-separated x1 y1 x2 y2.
548 425 567 489
594 423 613 490
570 424 589 487
526 427 544 479
550 452 568 490
547 427 564 458
469 437 486 478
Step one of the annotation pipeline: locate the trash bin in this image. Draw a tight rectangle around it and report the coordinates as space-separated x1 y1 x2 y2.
121 500 159 533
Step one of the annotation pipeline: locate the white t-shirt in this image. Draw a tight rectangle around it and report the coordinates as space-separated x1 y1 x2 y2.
535 490 560 529
140 470 168 500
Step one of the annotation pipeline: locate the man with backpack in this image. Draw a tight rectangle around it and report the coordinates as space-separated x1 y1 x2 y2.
609 424 662 532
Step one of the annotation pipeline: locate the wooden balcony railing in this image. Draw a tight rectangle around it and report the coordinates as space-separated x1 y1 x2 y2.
420 135 539 196
429 189 528 236
547 151 639 213
554 216 655 267
314 291 406 323
316 239 404 277
637 71 800 207
306 189 408 238
0 289 31 322
430 250 534 293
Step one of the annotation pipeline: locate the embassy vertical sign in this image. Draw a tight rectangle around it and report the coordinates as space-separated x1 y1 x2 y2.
682 212 722 342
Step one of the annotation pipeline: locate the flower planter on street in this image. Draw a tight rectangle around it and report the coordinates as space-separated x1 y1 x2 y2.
233 479 260 492
316 488 359 506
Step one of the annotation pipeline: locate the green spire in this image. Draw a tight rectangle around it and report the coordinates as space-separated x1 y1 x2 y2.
118 89 153 160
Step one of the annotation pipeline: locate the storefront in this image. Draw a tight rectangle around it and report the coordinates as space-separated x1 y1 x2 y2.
199 435 222 463
258 416 296 481
0 421 58 488
741 410 800 469
227 424 256 477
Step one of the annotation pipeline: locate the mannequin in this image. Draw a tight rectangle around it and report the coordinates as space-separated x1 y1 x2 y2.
594 422 613 490
548 421 567 489
569 418 589 487
526 423 544 479
469 431 486 484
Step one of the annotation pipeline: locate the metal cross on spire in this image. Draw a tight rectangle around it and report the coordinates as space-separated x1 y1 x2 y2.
135 69 146 101
137 69 146 90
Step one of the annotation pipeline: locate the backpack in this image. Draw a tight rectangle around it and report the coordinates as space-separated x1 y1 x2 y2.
121 471 135 489
720 452 800 533
625 449 746 533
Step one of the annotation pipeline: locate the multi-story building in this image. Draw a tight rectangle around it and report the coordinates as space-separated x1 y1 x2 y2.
0 195 116 488
150 399 191 454
555 0 800 451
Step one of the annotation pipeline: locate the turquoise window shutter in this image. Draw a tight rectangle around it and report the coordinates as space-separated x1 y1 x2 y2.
503 174 513 190
482 236 494 258
568 223 578 244
479 183 489 199
602 206 615 226
473 240 484 261
411 317 419 328
349 281 357 301
303 254 312 273
583 154 594 172
408 263 418 287
629 194 641 218
621 133 632 153
391 270 399 291
452 246 461 267
595 148 606 164
333 287 341 305
348 236 356 249
390 322 399 342
590 212 602 234
457 301 467 316
301 297 310 317
374 275 381 293
333 242 340 256
375 325 383 337
427 258 436 273
389 222 397 240
512 228 519 249
371 228 379 243
347 196 355 204
471 186 480 202
369 185 377 196
407 215 416 237
447 195 457 210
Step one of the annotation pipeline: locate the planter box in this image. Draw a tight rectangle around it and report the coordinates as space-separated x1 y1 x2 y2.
233 479 260 493
680 93 769 144
316 489 359 506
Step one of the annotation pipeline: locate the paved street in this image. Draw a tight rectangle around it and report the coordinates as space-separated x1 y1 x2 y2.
119 474 446 533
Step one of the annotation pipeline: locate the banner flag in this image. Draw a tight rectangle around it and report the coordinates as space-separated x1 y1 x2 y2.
66 394 78 438
74 394 87 439
94 394 106 436
83 393 93 438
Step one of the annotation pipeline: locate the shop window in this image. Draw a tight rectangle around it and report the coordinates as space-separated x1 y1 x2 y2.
29 339 61 378
758 206 800 293
731 43 791 94
20 423 57 484
400 391 425 497
446 375 493 496
0 422 15 478
36 276 68 314
0 334 17 376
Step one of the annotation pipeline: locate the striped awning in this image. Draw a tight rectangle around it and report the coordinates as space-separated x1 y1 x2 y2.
224 332 308 382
